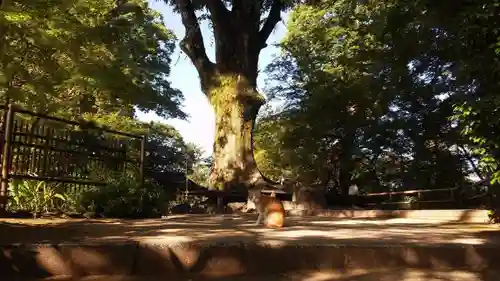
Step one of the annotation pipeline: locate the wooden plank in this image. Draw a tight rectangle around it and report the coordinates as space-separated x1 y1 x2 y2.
365 187 458 197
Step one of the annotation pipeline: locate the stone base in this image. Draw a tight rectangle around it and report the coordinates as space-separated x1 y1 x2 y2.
310 209 491 223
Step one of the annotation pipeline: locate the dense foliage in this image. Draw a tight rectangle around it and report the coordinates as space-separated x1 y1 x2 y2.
255 0 500 208
1 0 184 118
6 113 203 218
3 0 500 218
1 0 201 218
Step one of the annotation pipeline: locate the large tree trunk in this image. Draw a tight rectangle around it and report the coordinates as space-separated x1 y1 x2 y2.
205 74 265 190
173 0 284 191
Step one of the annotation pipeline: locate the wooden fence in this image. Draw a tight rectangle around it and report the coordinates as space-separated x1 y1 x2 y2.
363 183 491 209
0 104 146 213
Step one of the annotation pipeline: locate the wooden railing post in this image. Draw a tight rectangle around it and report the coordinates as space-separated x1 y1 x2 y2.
0 103 15 215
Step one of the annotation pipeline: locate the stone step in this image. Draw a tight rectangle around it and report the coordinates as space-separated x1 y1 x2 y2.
1 215 499 279
1 243 500 279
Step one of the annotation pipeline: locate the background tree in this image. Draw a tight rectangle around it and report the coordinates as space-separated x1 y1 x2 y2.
1 0 197 217
1 0 184 119
189 157 212 187
255 0 488 202
54 112 202 195
1 0 192 185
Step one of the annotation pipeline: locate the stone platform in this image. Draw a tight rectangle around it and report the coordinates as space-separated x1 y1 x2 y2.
0 211 499 280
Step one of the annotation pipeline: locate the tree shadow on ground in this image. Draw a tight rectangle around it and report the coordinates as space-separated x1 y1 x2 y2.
0 215 498 244
0 215 499 280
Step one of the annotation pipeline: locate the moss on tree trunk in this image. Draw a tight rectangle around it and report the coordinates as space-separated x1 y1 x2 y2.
206 74 266 190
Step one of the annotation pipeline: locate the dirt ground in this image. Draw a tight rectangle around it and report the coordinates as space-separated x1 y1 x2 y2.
0 214 499 246
1 215 500 281
3 269 500 281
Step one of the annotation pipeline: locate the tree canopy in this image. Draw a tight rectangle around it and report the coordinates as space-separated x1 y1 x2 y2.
255 0 500 200
3 0 500 211
0 0 198 201
1 0 185 119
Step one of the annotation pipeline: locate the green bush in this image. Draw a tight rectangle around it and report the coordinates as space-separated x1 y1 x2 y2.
57 187 88 214
80 170 168 218
488 190 500 224
488 209 500 223
7 179 65 218
6 166 171 219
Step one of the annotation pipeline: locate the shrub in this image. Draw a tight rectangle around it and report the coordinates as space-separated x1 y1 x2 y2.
488 189 500 224
6 168 171 219
80 170 168 218
488 209 500 223
7 179 65 218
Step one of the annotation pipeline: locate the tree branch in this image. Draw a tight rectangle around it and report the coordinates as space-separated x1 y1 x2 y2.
458 145 484 180
258 0 283 49
205 0 230 27
175 0 214 86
